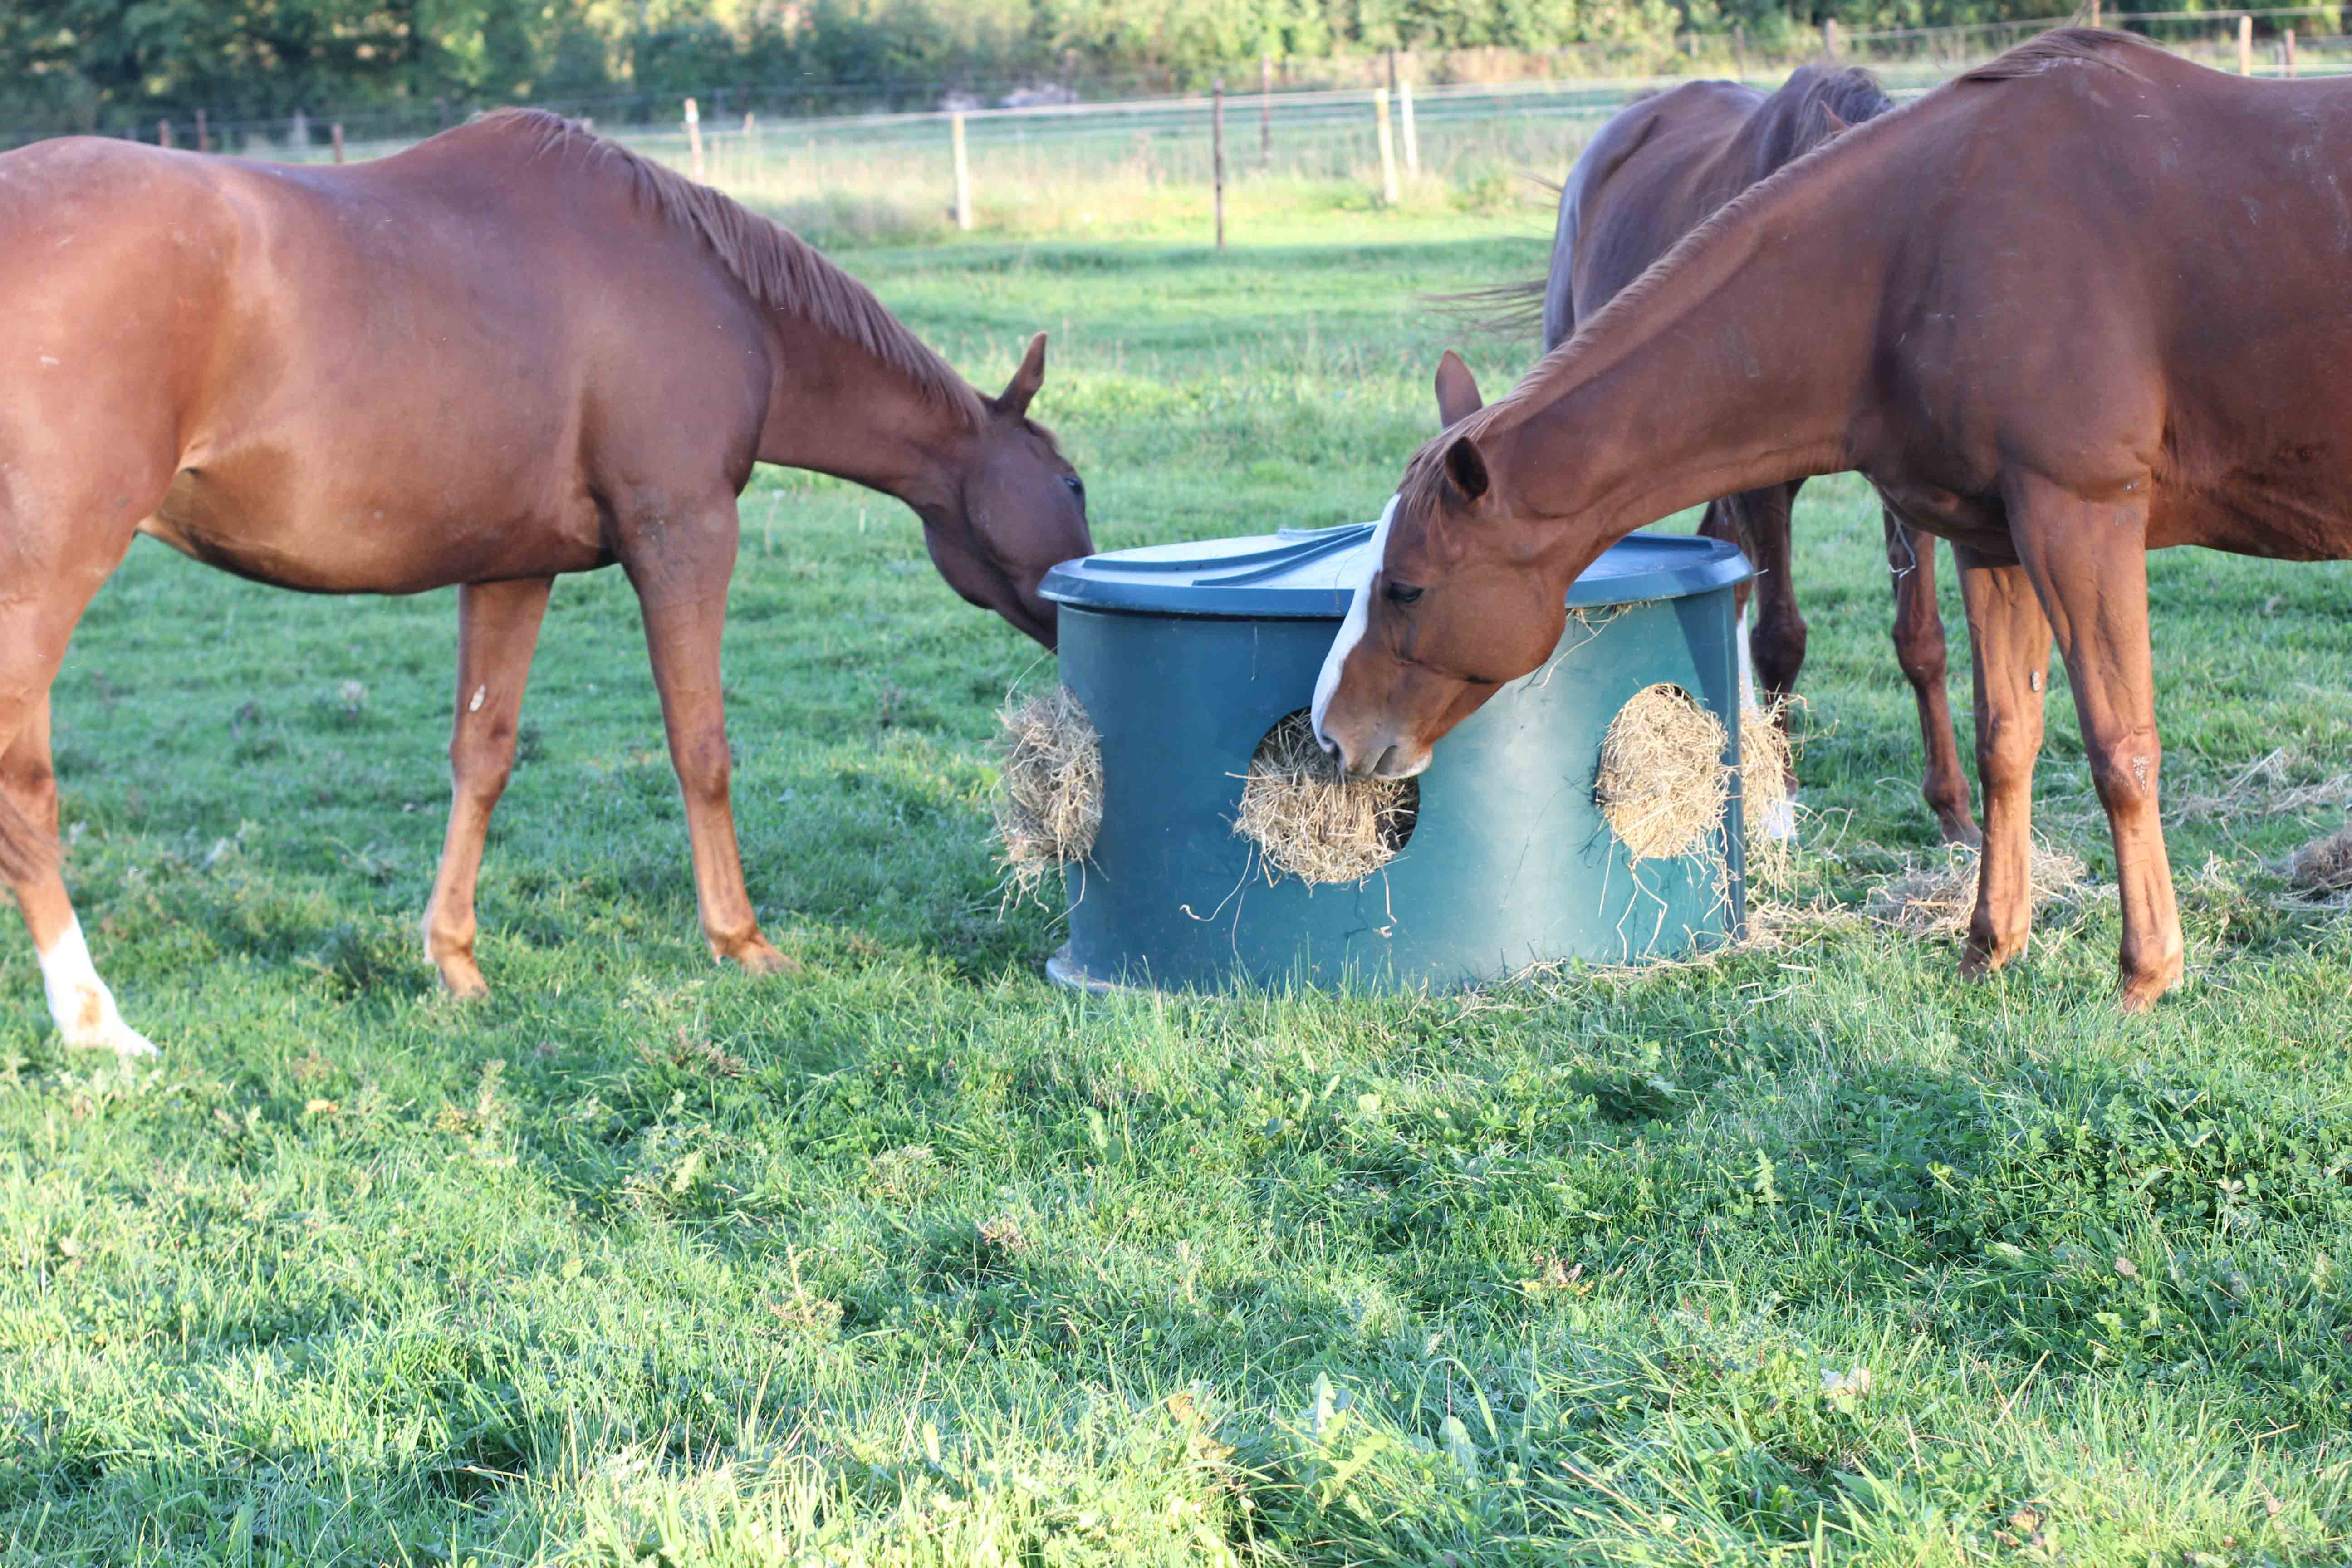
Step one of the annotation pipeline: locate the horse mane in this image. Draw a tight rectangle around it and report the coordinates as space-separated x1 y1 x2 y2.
1959 26 2157 81
477 108 986 426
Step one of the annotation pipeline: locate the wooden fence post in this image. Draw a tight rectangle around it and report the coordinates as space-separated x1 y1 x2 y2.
1823 18 1839 59
684 97 705 181
2285 27 2298 75
1374 88 1399 206
1212 78 1227 250
2239 14 2254 74
2088 0 2100 27
1260 54 1272 170
195 108 210 153
951 112 973 231
330 122 344 162
1399 78 1419 176
1733 21 1746 78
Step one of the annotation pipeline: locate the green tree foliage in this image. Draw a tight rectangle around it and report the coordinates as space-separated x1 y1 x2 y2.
0 0 2247 143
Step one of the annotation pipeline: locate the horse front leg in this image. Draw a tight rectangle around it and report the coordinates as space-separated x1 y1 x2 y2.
633 581 799 977
422 577 553 998
1883 507 1979 844
1953 544 2051 979
2008 475 2180 1011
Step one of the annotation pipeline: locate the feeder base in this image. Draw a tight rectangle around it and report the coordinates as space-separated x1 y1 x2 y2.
1045 944 1147 996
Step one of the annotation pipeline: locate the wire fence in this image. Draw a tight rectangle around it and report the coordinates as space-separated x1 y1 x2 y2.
11 9 2347 245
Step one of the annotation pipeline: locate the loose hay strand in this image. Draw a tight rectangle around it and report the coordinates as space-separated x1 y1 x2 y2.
1596 684 1729 862
1233 711 1416 885
2287 818 2352 894
1740 699 1798 888
992 687 1102 897
1868 839 2089 938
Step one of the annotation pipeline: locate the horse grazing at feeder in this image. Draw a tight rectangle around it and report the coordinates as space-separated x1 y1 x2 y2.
1318 30 2352 1011
1478 63 1976 842
0 109 1092 1056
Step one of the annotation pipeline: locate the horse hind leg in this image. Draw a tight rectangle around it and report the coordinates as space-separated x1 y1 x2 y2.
1884 508 1979 844
2 693 154 1057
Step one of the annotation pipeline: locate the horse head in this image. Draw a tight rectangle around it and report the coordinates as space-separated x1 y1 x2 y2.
926 333 1093 649
1313 351 1582 779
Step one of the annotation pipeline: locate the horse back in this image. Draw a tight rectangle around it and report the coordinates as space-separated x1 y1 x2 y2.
1545 81 1765 349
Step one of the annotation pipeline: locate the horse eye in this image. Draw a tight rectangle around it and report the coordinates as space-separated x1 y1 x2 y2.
1061 475 1085 500
1384 581 1426 606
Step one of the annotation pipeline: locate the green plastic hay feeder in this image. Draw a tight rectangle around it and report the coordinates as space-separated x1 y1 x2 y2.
1038 520 1754 993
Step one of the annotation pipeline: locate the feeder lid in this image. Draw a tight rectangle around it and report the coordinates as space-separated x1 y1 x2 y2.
1039 515 1753 620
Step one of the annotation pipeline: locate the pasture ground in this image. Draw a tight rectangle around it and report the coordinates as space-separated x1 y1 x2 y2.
5 215 2352 1566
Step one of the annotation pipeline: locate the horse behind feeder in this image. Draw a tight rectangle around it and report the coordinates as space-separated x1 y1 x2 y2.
1492 64 1977 843
0 109 1093 1056
1318 30 2352 1011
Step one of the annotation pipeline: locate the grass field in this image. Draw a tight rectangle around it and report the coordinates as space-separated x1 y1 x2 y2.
7 214 2352 1566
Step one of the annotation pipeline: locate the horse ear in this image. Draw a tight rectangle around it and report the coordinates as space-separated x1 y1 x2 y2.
1816 104 1851 138
1443 433 1490 502
1434 350 1484 428
995 332 1048 418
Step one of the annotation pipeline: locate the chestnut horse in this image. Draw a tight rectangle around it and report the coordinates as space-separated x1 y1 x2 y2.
1525 63 1977 842
0 109 1092 1055
1318 31 2352 1011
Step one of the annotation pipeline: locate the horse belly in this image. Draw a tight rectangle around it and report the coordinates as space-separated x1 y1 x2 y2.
144 461 605 594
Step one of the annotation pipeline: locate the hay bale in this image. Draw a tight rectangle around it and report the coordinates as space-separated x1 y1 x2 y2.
1740 701 1797 887
1869 840 2087 938
1596 684 1729 861
1234 711 1417 885
2287 819 2352 893
992 687 1102 896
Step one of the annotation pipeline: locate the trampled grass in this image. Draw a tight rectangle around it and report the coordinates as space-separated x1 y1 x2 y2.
6 216 2352 1565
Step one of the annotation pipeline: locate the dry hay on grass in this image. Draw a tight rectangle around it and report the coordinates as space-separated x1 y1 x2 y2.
2286 818 2352 894
992 687 1102 897
1234 711 1417 885
1868 839 2089 938
1740 700 1797 887
1596 684 1728 861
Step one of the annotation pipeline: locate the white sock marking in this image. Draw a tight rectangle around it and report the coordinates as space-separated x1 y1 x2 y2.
1311 495 1399 752
39 918 156 1058
1736 601 1758 716
468 685 487 713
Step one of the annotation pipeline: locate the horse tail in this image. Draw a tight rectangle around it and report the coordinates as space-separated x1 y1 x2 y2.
1420 172 1561 341
0 791 55 884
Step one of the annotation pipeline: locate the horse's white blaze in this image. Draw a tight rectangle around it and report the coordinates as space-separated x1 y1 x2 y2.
40 917 155 1058
1311 495 1399 753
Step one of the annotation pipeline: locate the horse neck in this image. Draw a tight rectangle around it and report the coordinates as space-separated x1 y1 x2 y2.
754 315 979 519
1480 159 1883 559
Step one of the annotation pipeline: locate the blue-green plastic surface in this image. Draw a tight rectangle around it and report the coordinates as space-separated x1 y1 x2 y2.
1044 526 1754 994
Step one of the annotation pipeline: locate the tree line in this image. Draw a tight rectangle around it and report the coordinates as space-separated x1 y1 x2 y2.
0 0 2292 145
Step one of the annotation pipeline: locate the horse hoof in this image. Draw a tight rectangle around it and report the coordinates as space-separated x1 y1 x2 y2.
1940 817 1984 848
68 1021 158 1059
730 941 804 978
1759 793 1798 842
434 958 492 1000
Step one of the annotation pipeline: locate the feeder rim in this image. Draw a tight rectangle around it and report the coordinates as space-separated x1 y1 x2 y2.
1039 523 1753 620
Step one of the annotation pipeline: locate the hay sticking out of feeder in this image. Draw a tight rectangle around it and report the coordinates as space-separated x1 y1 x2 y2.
1234 711 1417 885
1869 840 2088 938
2286 819 2352 894
1740 701 1798 887
992 687 1102 897
1596 684 1729 861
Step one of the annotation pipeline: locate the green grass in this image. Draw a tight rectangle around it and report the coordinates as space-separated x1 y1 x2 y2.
7 213 2352 1566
